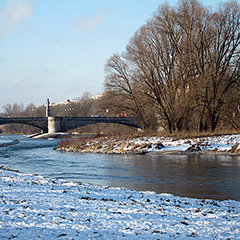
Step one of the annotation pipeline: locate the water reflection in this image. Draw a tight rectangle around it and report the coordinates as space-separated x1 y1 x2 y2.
100 154 240 201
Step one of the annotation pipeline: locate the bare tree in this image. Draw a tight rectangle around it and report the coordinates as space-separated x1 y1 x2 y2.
81 91 92 101
104 0 240 133
188 0 240 131
105 53 151 130
2 103 12 117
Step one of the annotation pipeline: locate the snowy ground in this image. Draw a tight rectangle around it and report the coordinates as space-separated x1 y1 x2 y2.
0 168 240 239
151 134 240 153
59 133 240 154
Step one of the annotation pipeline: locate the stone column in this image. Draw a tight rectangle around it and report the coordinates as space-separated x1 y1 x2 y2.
46 98 50 117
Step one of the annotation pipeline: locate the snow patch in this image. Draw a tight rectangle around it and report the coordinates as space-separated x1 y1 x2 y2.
0 169 239 239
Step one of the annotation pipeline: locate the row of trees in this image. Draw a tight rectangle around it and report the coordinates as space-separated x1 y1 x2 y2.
0 102 45 134
104 0 240 133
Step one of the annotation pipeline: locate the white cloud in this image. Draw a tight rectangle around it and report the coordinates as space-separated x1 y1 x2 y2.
74 12 103 33
0 0 33 38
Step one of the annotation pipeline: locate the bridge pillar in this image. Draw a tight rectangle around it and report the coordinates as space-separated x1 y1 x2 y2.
48 117 61 133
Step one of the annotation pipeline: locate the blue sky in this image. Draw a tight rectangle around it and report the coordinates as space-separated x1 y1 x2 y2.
0 0 222 110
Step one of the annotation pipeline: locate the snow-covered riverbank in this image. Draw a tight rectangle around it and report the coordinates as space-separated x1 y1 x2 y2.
56 134 240 155
0 168 239 239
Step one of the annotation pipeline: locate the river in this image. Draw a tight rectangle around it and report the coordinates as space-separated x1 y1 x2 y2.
0 135 240 201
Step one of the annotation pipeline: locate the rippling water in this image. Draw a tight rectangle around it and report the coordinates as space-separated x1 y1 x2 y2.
0 135 240 201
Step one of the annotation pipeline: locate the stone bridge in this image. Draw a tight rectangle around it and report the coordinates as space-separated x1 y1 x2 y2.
0 99 142 133
0 117 48 133
0 116 142 133
48 116 142 133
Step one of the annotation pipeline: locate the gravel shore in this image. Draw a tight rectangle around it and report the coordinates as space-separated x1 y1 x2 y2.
55 134 240 155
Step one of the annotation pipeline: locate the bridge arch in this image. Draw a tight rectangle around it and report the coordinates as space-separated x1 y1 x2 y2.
0 117 48 133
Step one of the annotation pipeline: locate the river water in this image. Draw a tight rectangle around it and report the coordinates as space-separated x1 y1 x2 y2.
0 135 240 201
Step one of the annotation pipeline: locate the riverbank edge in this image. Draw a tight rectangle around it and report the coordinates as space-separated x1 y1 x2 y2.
53 135 240 156
54 147 240 156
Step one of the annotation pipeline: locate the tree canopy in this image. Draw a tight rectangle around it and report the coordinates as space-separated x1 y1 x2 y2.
104 0 240 133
